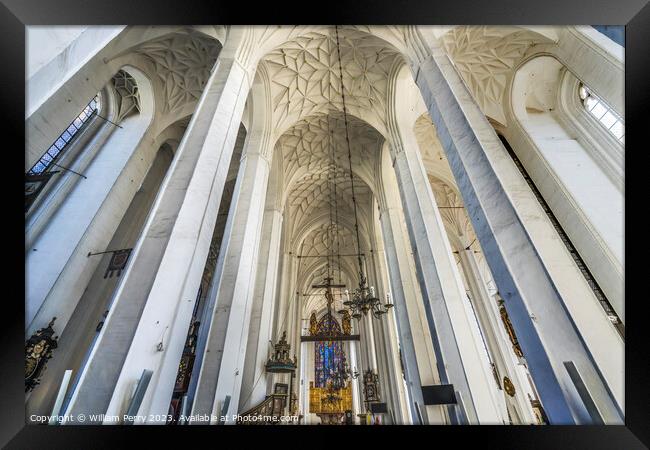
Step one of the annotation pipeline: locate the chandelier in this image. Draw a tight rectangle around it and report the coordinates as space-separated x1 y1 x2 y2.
332 25 393 321
335 355 359 387
341 286 393 320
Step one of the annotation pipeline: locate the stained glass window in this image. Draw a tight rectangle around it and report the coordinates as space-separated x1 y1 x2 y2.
314 313 345 388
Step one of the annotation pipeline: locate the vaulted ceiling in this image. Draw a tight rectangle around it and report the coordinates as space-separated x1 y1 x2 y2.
440 26 553 125
262 28 420 316
112 25 558 317
134 30 221 114
280 115 376 254
275 111 381 315
263 28 404 137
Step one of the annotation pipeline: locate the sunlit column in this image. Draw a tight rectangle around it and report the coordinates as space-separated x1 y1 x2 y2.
64 28 256 422
409 28 623 423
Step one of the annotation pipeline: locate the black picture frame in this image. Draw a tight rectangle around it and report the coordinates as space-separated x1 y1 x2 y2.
4 0 647 448
421 384 457 406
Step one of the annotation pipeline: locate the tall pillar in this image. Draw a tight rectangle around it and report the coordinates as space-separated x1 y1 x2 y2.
356 313 371 380
284 271 302 415
409 30 623 423
26 67 155 336
273 246 296 342
190 138 272 423
348 341 361 420
391 138 502 424
379 205 448 424
238 177 284 412
372 212 413 424
64 28 255 422
367 244 410 424
26 144 174 419
362 314 378 372
457 246 537 424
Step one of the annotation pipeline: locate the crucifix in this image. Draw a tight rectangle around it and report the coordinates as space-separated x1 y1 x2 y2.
313 276 345 313
301 277 360 342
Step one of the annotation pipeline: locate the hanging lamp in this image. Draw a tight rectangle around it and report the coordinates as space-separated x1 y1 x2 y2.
332 25 393 321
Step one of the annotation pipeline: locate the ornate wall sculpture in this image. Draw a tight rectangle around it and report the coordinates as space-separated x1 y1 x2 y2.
25 318 59 392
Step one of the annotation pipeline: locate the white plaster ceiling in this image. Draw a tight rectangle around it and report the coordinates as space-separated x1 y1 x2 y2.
441 26 553 126
263 28 404 318
111 69 141 124
279 112 380 253
263 28 404 137
134 30 221 114
279 112 381 192
413 113 460 190
279 113 379 315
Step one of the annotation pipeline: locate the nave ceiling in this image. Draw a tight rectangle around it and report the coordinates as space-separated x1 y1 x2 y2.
102 25 559 316
262 28 404 137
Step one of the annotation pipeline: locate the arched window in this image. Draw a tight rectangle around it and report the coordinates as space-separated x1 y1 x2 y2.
579 83 624 143
25 93 102 211
314 313 344 388
27 94 101 175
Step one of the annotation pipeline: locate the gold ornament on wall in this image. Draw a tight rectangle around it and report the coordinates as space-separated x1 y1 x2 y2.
498 298 524 358
25 318 59 392
341 310 352 335
309 312 318 336
503 376 516 397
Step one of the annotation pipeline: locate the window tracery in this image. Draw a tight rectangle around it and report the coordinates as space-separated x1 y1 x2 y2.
25 94 101 212
27 94 101 176
579 83 624 143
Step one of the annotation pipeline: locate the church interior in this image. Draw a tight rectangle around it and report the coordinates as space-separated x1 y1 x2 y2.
25 25 624 425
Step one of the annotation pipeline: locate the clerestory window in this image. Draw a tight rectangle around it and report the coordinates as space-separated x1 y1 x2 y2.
25 94 101 212
579 83 624 144
27 94 101 175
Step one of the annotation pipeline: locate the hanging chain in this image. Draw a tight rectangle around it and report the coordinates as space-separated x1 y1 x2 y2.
326 111 335 285
333 129 342 285
334 25 365 287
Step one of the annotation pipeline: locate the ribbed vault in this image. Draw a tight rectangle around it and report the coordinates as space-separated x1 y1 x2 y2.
276 111 381 316
132 29 221 114
263 27 404 137
440 26 554 125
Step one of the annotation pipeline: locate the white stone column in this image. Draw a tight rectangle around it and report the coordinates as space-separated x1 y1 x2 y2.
26 67 155 336
363 314 378 372
64 28 255 422
457 247 537 424
366 243 410 424
373 215 413 424
26 144 174 419
391 139 502 424
410 30 623 424
273 248 296 342
299 341 310 421
189 140 272 423
369 314 395 422
356 313 371 379
238 193 284 412
378 202 446 424
349 340 361 421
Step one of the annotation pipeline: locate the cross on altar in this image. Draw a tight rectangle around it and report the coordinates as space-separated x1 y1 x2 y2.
301 277 360 342
312 276 346 308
